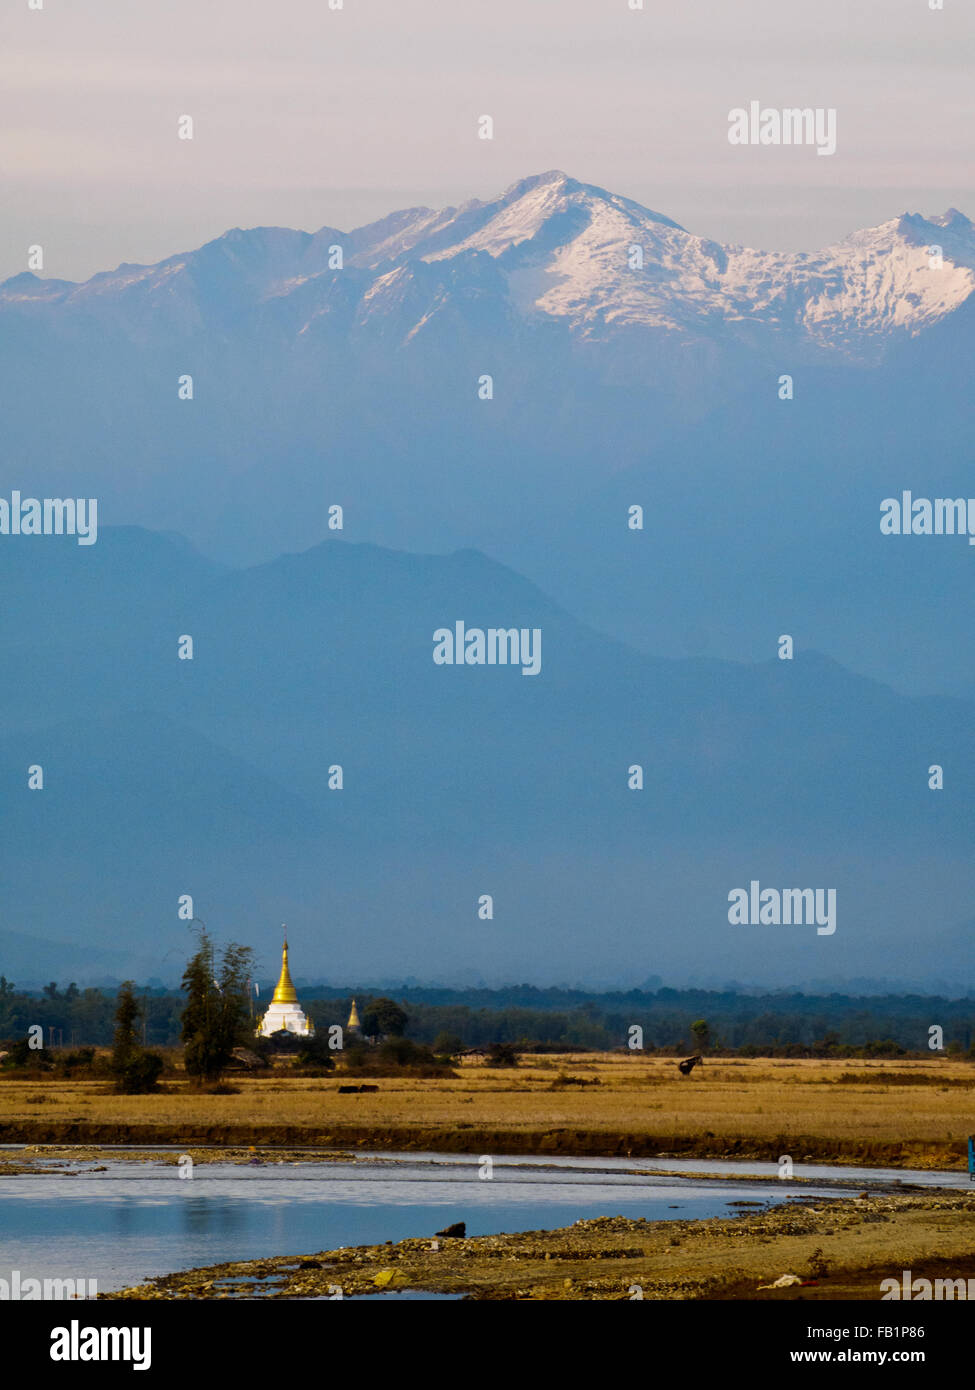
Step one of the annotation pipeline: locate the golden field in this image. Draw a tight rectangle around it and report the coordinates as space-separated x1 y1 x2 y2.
2 1053 973 1166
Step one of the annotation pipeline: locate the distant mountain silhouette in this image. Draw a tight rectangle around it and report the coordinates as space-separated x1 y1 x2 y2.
1 528 971 990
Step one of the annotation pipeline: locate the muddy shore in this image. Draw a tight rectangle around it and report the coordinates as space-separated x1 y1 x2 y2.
98 1189 975 1301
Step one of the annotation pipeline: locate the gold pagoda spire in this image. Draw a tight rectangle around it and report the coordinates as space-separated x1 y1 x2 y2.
271 930 298 1004
347 998 361 1030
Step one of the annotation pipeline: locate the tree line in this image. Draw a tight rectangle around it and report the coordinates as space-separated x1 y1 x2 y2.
2 964 972 1058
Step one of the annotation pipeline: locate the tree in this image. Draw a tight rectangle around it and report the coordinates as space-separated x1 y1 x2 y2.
433 1031 464 1058
0 976 15 1000
112 982 140 1074
43 982 59 1000
361 997 408 1039
112 981 163 1094
690 1020 711 1052
813 1030 841 1057
180 929 253 1084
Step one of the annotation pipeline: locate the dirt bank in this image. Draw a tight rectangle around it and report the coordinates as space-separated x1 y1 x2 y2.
0 1120 965 1169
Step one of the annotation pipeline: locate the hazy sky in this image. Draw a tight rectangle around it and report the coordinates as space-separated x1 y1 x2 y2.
1 0 972 282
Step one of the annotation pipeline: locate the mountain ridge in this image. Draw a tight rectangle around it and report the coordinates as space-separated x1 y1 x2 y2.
4 170 973 358
2 174 974 696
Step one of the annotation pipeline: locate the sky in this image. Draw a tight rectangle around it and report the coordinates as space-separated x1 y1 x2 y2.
1 0 973 283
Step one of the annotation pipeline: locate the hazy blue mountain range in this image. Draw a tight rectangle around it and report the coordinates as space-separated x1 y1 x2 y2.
0 528 971 991
2 172 973 695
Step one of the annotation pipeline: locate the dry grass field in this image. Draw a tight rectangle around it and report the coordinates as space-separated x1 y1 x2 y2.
2 1053 972 1166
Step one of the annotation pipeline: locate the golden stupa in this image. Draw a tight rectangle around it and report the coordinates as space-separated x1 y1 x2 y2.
256 929 313 1037
272 941 298 1004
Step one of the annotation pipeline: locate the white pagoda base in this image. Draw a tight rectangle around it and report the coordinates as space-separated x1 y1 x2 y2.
257 1001 313 1037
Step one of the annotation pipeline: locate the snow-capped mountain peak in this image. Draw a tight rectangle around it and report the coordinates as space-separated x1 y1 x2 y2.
2 173 973 361
345 174 975 353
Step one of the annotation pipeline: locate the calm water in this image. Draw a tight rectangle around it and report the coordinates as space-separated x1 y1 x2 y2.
0 1150 964 1293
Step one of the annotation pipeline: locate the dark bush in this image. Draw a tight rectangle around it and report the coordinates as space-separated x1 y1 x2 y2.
343 1036 455 1078
115 1050 164 1094
294 1032 336 1070
0 1037 51 1071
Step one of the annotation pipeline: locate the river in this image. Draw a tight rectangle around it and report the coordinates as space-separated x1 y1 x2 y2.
0 1149 965 1293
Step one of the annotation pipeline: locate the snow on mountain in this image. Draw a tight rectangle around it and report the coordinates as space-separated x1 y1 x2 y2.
394 171 975 354
2 171 973 361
